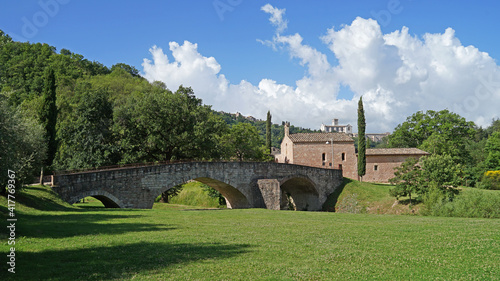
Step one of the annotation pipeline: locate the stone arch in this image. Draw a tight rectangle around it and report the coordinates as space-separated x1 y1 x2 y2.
195 177 250 209
155 177 250 209
71 190 123 208
280 176 319 211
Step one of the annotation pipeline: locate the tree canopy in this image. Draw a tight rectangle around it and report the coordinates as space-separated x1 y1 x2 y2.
388 109 476 165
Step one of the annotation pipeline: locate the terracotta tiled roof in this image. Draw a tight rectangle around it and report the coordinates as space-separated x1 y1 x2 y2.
366 148 430 156
288 132 354 143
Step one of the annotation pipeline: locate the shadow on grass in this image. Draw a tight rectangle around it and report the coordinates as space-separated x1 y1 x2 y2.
74 204 106 209
322 177 352 212
5 242 253 281
17 212 173 239
15 186 75 211
396 198 423 205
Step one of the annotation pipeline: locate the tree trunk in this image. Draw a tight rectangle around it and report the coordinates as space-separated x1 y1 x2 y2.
39 167 44 186
159 192 169 203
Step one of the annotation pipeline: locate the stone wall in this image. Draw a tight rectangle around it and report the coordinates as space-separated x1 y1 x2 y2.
53 162 343 211
281 141 357 180
364 155 421 183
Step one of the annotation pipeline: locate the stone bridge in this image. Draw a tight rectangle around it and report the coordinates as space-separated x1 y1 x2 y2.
52 162 343 211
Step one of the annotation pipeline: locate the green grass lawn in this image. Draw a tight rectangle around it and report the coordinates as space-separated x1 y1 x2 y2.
323 178 418 214
1 185 499 280
167 181 222 209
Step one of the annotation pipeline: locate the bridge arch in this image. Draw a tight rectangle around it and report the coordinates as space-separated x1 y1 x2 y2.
154 177 250 209
280 176 319 211
195 177 249 209
72 190 123 208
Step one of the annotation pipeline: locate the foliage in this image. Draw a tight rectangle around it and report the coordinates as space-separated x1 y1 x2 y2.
422 187 500 218
463 138 488 186
222 123 265 161
114 85 227 163
168 181 223 208
389 154 462 206
39 67 58 167
388 109 475 164
216 111 318 149
389 157 422 205
357 97 366 178
0 99 46 191
484 131 500 170
111 63 140 77
266 110 272 154
418 132 448 155
419 154 462 192
480 170 500 190
0 32 110 106
54 83 118 169
202 185 227 206
158 184 184 203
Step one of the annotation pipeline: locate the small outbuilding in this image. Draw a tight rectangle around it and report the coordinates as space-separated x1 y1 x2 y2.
364 148 429 183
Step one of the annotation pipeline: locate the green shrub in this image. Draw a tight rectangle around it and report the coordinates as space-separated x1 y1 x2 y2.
169 182 221 208
480 170 500 190
422 187 500 218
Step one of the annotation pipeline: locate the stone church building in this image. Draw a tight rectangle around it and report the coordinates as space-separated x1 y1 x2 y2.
275 123 429 183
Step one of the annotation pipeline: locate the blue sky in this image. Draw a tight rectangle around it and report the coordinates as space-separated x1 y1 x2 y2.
1 1 500 132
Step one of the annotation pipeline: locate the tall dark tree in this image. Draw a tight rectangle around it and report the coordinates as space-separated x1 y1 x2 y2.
266 111 272 154
357 97 366 180
39 67 57 167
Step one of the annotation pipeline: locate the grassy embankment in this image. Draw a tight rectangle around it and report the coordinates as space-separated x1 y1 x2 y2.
1 183 499 280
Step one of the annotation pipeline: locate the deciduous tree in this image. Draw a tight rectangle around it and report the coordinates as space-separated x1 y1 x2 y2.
485 131 500 170
223 123 264 161
389 157 422 205
54 83 117 169
0 99 46 193
114 85 227 163
389 110 475 164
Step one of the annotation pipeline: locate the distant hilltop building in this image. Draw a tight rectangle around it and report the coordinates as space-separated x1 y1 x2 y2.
233 112 261 122
321 118 390 142
352 132 391 142
320 119 353 134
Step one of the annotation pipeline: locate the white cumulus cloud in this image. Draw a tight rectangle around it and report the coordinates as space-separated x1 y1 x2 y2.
142 4 500 132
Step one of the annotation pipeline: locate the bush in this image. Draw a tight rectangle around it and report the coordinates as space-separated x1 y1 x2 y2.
422 188 500 218
480 170 500 190
169 182 222 208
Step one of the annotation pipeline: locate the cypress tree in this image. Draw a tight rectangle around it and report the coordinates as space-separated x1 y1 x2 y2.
40 67 57 167
266 111 272 154
357 97 366 180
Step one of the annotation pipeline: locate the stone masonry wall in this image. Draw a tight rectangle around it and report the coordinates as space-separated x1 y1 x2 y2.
364 155 422 183
53 162 344 211
289 141 357 180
